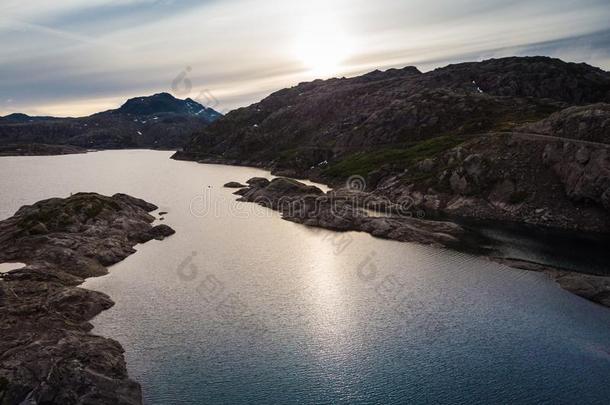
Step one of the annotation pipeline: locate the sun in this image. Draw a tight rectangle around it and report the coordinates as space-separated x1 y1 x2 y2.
295 24 353 77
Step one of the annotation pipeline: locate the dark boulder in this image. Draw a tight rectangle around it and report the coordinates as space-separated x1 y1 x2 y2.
246 177 271 188
149 224 176 240
224 182 247 188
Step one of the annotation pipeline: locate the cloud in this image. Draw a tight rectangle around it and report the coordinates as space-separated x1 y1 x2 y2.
1 0 609 116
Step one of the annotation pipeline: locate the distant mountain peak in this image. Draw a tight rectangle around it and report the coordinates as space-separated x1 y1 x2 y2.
117 93 221 122
4 113 31 121
0 92 223 150
6 113 30 119
0 113 57 123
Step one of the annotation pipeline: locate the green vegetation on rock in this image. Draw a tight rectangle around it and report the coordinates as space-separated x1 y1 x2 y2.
17 194 122 232
322 135 465 178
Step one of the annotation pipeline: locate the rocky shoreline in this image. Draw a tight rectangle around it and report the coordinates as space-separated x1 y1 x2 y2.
490 258 610 307
230 177 610 308
234 177 466 247
174 129 610 235
0 143 88 157
0 193 175 404
173 56 610 238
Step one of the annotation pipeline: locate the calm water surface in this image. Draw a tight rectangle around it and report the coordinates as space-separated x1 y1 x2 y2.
1 150 609 404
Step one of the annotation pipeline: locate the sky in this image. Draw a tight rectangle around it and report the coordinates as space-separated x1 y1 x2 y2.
1 0 609 117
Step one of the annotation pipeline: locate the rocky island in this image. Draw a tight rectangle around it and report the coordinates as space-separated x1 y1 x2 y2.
233 177 466 247
0 193 175 404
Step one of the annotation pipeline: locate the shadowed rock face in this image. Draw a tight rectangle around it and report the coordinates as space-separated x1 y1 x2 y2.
0 193 175 405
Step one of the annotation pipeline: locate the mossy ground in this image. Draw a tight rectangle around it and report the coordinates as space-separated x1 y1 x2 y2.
321 135 465 178
17 194 121 231
0 376 8 397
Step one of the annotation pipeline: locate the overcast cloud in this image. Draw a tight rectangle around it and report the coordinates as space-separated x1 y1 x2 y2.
1 0 609 116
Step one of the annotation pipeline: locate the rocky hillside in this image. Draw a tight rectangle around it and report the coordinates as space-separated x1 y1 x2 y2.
0 93 221 150
174 56 610 232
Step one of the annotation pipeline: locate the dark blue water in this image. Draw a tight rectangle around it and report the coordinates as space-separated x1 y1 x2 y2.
1 151 608 404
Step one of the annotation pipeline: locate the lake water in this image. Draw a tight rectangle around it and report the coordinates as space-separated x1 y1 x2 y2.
0 262 25 273
1 150 609 404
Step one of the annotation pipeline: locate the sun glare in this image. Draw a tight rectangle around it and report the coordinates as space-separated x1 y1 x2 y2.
295 23 353 77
